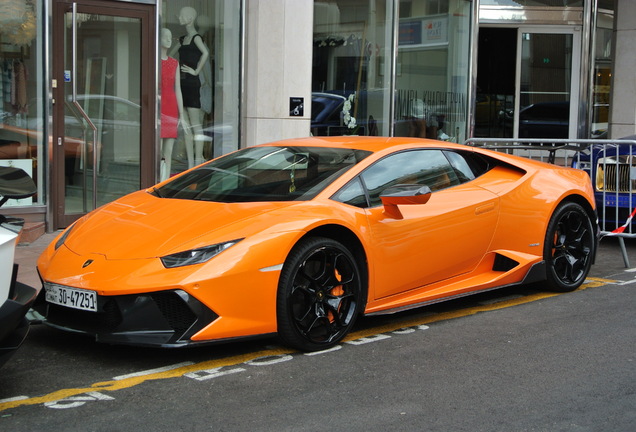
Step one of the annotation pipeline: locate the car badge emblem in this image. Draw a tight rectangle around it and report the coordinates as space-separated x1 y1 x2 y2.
82 259 94 268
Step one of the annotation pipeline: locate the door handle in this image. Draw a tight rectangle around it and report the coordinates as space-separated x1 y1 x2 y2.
475 202 495 215
71 2 98 211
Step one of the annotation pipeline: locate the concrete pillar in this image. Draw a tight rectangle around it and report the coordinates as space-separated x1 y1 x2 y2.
609 0 636 138
243 0 313 146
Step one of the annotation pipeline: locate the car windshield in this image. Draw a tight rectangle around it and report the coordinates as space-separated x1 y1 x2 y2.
154 146 372 202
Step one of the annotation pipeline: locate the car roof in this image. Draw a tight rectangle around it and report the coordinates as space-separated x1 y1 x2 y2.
312 92 347 101
252 136 466 154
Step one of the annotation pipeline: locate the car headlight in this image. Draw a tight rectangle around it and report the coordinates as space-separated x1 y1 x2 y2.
54 223 76 250
160 239 242 268
574 161 591 171
595 165 605 191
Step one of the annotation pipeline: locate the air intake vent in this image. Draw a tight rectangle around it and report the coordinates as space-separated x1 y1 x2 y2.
493 254 519 272
150 291 197 334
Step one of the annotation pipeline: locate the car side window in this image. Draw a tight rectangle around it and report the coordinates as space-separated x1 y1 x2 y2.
360 149 460 208
331 177 368 208
444 150 491 181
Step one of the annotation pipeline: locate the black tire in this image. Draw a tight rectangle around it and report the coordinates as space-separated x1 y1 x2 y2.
277 236 363 351
544 202 595 292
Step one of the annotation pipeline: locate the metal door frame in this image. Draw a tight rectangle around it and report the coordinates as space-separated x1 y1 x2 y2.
51 0 156 229
513 26 582 140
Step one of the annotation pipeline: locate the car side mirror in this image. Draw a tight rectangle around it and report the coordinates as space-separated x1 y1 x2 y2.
380 184 431 219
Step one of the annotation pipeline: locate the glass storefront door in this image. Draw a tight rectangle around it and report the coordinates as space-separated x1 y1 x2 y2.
475 27 581 140
52 0 155 228
514 29 580 139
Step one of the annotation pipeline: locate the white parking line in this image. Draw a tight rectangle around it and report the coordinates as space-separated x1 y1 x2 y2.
611 279 636 286
0 396 28 404
112 362 195 380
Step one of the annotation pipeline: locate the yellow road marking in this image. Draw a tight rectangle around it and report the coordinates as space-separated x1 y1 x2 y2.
0 277 613 412
0 348 294 411
344 277 612 340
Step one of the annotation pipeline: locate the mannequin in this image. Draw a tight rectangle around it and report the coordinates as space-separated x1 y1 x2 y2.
176 6 209 168
160 28 189 180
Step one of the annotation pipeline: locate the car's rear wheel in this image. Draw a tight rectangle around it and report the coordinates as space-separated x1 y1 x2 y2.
544 202 595 292
277 237 362 351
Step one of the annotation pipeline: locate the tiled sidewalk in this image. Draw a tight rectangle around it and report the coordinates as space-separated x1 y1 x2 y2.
15 231 60 288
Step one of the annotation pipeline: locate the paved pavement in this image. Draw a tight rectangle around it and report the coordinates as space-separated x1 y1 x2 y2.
15 231 61 289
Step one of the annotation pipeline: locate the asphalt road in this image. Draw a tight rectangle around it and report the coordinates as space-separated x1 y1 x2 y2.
1 236 635 431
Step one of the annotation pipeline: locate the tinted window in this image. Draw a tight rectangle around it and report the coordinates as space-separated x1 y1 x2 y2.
332 149 493 209
361 149 460 207
332 177 368 208
444 150 491 181
155 146 371 203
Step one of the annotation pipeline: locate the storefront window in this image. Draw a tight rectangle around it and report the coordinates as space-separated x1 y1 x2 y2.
591 5 614 139
480 0 583 5
394 0 472 143
160 0 240 179
311 1 472 143
312 1 393 137
0 0 45 207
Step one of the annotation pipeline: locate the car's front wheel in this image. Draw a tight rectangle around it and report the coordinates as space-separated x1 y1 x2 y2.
277 237 362 351
544 202 595 292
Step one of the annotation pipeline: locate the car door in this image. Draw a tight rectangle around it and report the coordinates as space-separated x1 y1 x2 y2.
359 149 500 300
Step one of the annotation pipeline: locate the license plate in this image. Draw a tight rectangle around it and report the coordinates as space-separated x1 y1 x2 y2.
45 284 97 312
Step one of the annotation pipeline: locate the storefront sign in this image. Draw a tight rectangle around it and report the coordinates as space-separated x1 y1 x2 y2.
399 16 448 48
289 97 304 117
399 21 422 46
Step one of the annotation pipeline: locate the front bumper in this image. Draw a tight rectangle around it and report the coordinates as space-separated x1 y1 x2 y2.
36 229 292 347
34 288 220 348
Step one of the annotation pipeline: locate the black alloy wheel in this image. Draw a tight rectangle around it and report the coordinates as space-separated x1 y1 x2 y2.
277 237 362 351
544 202 595 292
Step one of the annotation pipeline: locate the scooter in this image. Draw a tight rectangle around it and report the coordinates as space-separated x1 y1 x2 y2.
0 165 39 367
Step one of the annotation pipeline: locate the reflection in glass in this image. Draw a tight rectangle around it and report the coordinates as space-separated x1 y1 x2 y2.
361 149 451 207
591 8 614 139
480 0 582 6
155 146 371 203
63 13 141 214
161 1 241 178
394 0 472 143
0 0 43 208
518 33 572 139
311 1 472 143
311 1 392 137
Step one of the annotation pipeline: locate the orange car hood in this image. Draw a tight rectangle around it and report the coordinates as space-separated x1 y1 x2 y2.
64 191 298 260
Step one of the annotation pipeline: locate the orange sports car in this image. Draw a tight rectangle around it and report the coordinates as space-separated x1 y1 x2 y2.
35 137 598 351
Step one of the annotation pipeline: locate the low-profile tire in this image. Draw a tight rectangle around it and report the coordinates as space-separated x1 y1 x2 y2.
277 236 363 351
543 202 595 292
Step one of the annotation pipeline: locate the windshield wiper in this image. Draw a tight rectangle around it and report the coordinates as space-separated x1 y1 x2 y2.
150 187 164 198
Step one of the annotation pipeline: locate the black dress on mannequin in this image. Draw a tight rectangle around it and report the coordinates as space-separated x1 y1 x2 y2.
179 34 204 109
